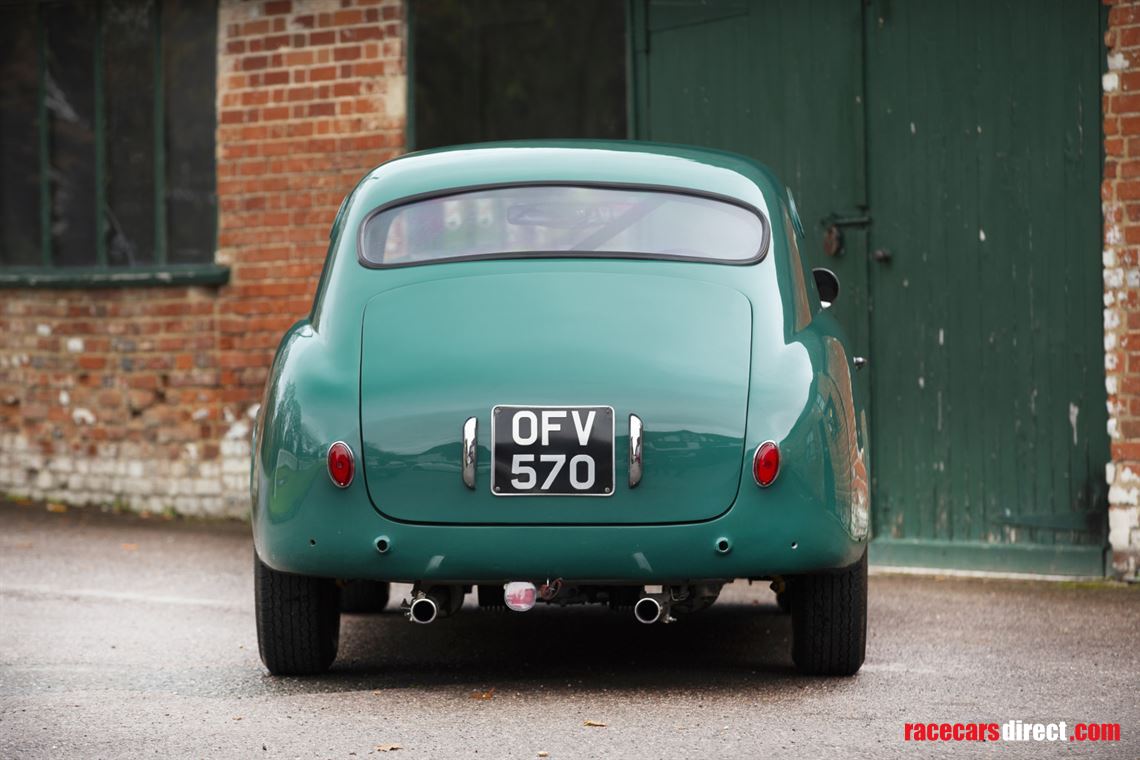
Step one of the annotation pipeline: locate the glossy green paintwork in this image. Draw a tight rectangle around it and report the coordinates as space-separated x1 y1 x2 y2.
251 141 869 582
361 272 751 524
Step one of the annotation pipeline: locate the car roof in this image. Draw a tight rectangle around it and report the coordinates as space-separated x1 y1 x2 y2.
355 140 785 214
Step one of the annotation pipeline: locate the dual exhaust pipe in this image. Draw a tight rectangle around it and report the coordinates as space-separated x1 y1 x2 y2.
406 584 675 625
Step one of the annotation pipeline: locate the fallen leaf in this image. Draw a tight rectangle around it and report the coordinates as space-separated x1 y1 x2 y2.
538 753 550 758
469 687 495 700
121 543 138 551
232 716 243 721
46 503 67 513
375 744 402 752
583 720 607 728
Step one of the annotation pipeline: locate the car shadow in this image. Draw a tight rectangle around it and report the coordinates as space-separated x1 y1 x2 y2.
258 600 812 695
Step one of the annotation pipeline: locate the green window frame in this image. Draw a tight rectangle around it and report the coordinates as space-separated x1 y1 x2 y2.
0 0 226 288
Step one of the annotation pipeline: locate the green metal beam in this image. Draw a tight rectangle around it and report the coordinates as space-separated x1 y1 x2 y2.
94 0 106 267
37 5 50 267
0 264 230 289
404 0 415 151
870 538 1108 578
153 0 166 266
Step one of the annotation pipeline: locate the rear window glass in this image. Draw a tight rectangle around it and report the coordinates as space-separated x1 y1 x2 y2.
360 185 766 266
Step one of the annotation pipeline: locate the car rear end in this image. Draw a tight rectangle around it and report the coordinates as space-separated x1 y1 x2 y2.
251 143 869 677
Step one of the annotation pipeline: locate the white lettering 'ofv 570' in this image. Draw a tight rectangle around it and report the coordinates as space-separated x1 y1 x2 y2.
492 405 613 497
508 409 598 491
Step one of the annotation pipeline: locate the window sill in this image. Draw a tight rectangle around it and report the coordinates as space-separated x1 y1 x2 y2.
0 264 230 289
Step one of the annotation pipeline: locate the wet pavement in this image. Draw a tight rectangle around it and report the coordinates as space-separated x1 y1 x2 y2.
0 500 1137 758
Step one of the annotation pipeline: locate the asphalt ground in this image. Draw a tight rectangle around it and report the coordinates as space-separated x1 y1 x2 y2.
0 500 1137 759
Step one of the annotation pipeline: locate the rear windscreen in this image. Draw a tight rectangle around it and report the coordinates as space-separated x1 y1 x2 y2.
360 185 767 266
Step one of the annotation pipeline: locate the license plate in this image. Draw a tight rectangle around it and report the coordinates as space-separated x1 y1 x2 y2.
491 405 614 496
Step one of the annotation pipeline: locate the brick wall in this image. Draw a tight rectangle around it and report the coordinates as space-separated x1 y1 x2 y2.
0 287 232 514
0 0 406 517
213 0 405 508
1103 0 1140 578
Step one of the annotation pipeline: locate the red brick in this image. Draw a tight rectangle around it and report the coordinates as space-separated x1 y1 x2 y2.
1119 25 1140 48
241 20 270 37
333 45 361 61
340 26 383 42
263 34 292 52
334 10 364 26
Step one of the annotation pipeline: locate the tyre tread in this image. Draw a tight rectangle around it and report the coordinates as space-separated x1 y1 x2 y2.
255 555 340 675
790 549 867 676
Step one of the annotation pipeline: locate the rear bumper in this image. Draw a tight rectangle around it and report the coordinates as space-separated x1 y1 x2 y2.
253 496 866 583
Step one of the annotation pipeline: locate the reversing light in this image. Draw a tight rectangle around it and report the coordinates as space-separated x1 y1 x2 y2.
753 441 780 487
327 441 355 488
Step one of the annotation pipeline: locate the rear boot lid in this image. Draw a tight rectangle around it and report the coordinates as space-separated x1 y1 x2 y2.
360 270 751 524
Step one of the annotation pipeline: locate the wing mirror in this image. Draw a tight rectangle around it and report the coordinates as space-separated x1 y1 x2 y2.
812 268 840 308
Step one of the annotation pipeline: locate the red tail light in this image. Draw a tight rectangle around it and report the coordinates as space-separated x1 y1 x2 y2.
327 441 355 488
752 441 780 487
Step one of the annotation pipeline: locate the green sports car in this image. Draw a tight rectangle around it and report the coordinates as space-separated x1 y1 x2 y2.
251 140 870 676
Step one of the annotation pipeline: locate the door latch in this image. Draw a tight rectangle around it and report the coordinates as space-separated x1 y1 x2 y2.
820 213 871 257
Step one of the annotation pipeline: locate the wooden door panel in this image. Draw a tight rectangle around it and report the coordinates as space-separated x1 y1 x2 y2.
864 0 1108 572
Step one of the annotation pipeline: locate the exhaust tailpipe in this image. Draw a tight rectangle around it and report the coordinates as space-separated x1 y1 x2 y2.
634 596 668 624
405 584 464 624
409 595 438 624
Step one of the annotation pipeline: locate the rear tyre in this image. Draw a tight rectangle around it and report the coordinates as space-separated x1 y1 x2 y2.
340 580 391 613
255 555 340 675
790 549 867 676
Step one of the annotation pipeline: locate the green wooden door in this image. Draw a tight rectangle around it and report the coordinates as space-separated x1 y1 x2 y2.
630 0 1109 575
862 0 1108 575
630 0 871 381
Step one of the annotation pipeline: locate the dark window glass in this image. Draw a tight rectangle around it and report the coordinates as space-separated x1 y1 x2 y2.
362 186 767 266
45 0 98 267
0 4 42 267
0 0 216 273
163 0 217 265
104 0 156 267
412 0 626 149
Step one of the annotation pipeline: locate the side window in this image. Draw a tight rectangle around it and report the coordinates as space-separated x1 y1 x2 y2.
783 205 813 331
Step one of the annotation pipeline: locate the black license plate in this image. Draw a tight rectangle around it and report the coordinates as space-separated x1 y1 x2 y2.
491 405 614 496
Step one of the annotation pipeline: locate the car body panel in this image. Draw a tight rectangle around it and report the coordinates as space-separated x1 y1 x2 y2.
251 140 870 583
361 270 751 524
